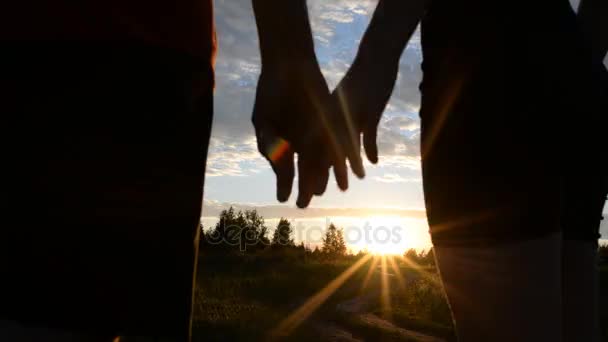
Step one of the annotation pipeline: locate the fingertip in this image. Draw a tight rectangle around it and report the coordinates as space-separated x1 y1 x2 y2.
351 158 366 179
363 130 379 165
274 154 295 204
277 191 290 203
313 178 328 196
333 162 348 191
337 177 348 191
367 153 379 165
312 162 330 196
296 194 312 208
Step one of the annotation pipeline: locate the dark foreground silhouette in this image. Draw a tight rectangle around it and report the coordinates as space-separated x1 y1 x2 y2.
1 0 606 341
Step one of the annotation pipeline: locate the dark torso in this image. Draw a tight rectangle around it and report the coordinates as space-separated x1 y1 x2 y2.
418 0 607 245
1 0 216 59
1 2 216 337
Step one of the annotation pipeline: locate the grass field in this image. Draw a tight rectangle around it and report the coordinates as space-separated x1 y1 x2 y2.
193 250 450 341
192 249 608 341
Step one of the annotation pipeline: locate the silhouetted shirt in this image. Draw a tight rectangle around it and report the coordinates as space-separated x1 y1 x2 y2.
1 0 216 61
419 0 607 245
1 1 217 337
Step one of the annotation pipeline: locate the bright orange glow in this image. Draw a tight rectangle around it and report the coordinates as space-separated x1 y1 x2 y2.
344 216 430 255
269 254 373 338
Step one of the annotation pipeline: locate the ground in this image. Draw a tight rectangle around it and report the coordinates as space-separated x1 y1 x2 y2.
193 251 608 341
194 252 451 341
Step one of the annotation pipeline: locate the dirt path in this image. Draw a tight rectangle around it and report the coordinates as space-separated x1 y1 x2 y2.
315 269 446 342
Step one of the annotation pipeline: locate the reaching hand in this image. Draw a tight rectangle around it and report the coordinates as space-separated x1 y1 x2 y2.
250 0 368 207
331 0 424 165
253 62 364 208
332 56 400 164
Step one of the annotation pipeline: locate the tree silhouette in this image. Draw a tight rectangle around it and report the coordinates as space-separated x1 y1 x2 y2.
403 248 436 266
322 223 347 256
404 248 419 263
271 218 295 247
334 227 347 256
206 207 269 253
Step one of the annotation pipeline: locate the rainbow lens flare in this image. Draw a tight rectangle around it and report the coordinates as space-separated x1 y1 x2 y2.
268 138 291 163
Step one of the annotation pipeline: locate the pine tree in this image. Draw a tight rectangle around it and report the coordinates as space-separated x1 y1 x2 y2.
207 207 269 253
322 223 347 256
334 227 347 256
271 218 295 247
322 223 337 254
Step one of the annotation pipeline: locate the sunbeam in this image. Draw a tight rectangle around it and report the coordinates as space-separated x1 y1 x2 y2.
387 255 407 293
269 254 373 339
335 84 361 163
401 254 443 288
380 256 392 320
360 255 381 294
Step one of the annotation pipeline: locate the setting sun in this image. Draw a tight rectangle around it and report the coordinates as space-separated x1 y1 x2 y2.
339 216 431 255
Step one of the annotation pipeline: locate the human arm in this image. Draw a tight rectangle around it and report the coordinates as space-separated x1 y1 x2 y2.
251 0 363 207
333 0 428 163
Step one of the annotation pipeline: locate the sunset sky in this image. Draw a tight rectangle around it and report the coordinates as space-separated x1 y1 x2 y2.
201 0 607 252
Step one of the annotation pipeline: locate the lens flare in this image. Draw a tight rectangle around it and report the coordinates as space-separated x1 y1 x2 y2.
269 254 373 339
267 138 291 163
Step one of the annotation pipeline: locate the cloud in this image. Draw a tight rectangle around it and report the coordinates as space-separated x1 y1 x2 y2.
373 173 421 183
205 137 266 177
307 0 376 44
210 0 424 177
200 199 426 220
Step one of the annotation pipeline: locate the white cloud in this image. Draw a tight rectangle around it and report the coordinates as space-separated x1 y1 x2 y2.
205 137 266 177
373 173 421 183
200 199 426 220
210 0 423 177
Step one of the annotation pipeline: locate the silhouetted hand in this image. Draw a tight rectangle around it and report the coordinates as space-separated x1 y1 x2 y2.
253 61 365 208
332 56 400 164
253 63 328 207
330 0 424 165
251 0 365 207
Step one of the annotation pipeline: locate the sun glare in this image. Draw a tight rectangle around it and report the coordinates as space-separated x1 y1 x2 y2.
271 253 438 339
343 216 430 256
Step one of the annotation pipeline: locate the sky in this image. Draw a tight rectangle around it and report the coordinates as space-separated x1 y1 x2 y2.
202 0 607 252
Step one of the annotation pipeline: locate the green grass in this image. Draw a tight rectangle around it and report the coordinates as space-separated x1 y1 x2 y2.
193 251 608 341
192 252 453 341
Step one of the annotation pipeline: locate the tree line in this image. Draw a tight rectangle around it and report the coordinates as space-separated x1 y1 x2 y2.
200 207 348 257
199 206 608 268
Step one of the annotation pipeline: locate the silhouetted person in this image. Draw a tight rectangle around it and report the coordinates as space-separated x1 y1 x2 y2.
332 0 607 341
0 0 348 341
2 0 606 340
